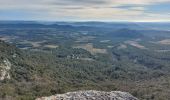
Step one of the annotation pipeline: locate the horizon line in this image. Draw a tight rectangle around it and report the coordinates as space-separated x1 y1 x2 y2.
0 20 170 23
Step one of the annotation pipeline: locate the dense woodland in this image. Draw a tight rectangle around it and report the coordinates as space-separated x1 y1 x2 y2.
0 22 170 100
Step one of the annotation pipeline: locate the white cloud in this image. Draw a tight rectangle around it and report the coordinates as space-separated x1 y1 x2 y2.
0 0 170 21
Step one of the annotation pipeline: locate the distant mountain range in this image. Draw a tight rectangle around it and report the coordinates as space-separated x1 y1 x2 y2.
1 21 170 30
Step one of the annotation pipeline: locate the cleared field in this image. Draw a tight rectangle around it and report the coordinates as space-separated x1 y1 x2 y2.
44 44 59 49
73 43 107 54
0 36 18 42
100 40 110 43
125 41 147 49
20 40 46 48
117 44 127 49
75 36 96 43
0 37 10 41
107 45 114 48
155 50 170 52
157 39 170 45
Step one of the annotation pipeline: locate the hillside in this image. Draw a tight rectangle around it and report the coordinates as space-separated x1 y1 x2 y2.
0 22 170 100
1 0 170 99
0 40 140 100
0 37 170 100
108 28 143 38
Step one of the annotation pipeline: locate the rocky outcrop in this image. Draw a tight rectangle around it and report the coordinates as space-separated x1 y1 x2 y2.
36 90 138 100
0 59 11 80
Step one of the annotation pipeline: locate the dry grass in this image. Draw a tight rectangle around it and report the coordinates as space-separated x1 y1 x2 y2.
73 43 107 54
44 45 59 49
75 36 96 43
155 50 170 52
0 37 10 41
100 40 110 43
107 46 114 48
125 41 147 49
117 44 127 49
20 40 46 48
157 39 170 45
0 36 18 42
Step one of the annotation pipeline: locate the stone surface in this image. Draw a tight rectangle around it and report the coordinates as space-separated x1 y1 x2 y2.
0 59 11 80
36 90 138 100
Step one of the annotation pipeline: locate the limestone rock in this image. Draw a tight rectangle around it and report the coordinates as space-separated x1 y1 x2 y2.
0 59 11 80
36 90 138 100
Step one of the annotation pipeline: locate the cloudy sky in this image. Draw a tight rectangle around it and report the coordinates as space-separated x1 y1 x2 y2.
0 0 170 22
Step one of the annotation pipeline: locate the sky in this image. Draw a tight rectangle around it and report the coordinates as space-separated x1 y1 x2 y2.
0 0 170 22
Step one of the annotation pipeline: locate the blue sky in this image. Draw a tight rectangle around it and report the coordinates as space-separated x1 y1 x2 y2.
0 0 170 22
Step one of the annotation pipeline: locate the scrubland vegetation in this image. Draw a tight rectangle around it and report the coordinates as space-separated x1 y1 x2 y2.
0 22 170 100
